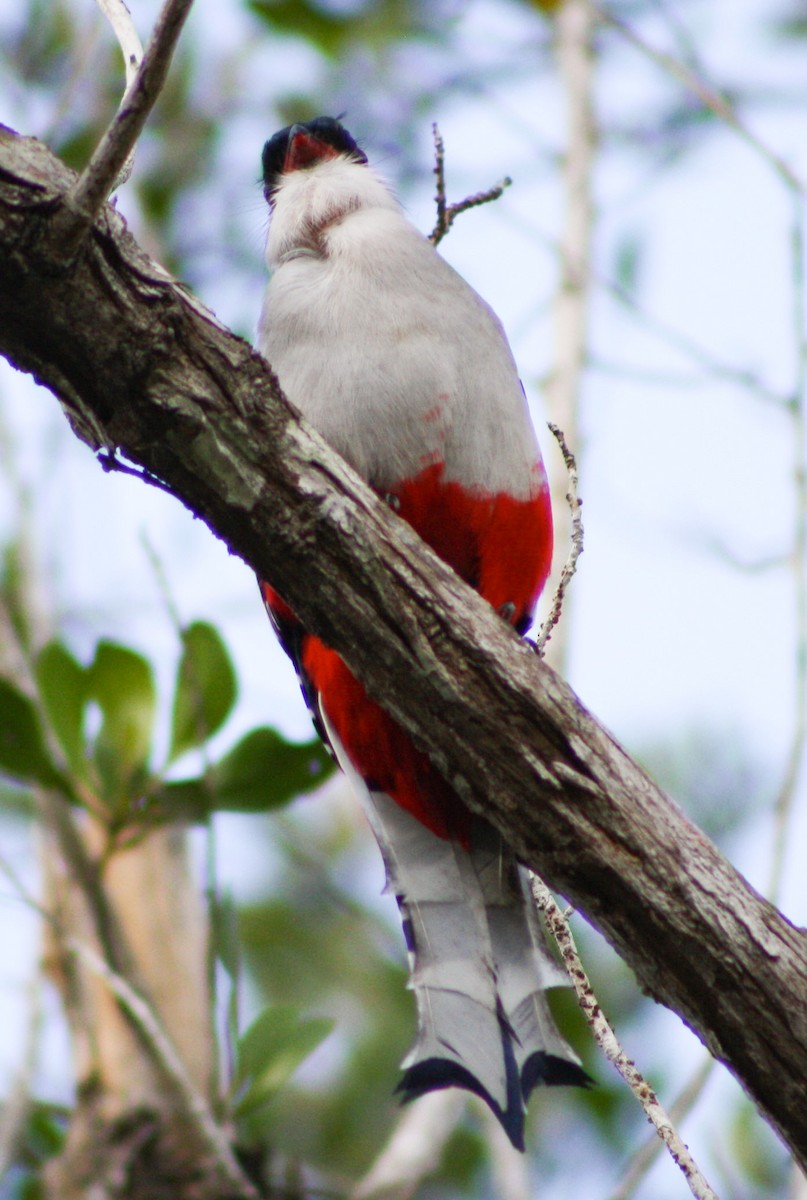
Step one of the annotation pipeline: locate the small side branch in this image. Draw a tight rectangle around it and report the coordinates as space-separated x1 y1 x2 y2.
768 196 807 902
429 123 511 246
594 4 804 195
95 0 144 190
47 0 195 265
67 937 259 1200
531 878 719 1200
352 1091 465 1200
97 0 143 89
534 422 583 656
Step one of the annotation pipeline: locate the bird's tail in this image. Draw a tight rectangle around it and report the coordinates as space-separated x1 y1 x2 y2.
357 786 590 1150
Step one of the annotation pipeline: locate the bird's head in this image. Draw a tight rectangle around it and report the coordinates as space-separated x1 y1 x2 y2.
262 116 396 265
261 116 368 205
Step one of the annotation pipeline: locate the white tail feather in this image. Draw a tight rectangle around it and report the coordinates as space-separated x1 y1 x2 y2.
324 716 587 1148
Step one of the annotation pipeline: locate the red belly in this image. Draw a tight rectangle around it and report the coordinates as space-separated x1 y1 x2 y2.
266 462 552 841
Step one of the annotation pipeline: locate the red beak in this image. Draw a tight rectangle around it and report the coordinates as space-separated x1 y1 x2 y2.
283 125 340 173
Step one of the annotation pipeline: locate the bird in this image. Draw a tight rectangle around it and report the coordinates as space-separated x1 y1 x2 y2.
256 115 588 1150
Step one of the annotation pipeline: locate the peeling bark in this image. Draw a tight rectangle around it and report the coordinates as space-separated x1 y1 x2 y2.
1 125 806 1175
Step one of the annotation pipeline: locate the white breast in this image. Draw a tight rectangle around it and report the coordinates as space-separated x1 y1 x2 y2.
259 158 544 499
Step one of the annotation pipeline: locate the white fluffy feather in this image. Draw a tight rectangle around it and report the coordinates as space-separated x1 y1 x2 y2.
259 154 546 499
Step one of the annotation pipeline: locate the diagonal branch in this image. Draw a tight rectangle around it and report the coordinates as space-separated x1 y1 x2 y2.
532 880 718 1200
1 127 806 1171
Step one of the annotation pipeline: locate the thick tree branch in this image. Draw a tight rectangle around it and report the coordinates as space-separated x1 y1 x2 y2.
1 126 806 1168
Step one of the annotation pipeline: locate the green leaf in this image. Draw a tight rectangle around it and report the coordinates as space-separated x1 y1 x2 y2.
87 641 156 806
209 727 333 813
247 0 357 57
148 776 211 822
35 641 88 776
233 1006 333 1118
169 621 237 762
149 727 333 822
0 678 64 789
24 1100 68 1161
247 0 428 58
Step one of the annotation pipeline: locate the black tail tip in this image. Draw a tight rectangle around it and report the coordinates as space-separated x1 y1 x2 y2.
395 1054 593 1153
395 1058 527 1152
521 1052 594 1101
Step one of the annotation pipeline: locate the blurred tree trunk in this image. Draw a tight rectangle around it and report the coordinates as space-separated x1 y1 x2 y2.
543 0 596 673
42 819 217 1200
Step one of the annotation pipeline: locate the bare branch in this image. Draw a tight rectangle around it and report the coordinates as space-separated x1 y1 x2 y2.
609 1056 715 1200
97 0 143 89
95 0 144 190
352 1091 465 1200
429 122 511 247
534 422 583 656
531 879 720 1200
594 4 805 195
47 0 195 265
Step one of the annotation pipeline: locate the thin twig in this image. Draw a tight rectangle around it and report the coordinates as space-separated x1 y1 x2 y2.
768 195 807 902
531 878 720 1200
97 0 143 89
48 0 195 264
352 1090 465 1200
541 0 596 674
534 423 583 656
95 0 144 190
431 123 447 246
609 1055 715 1200
428 122 511 247
594 5 805 195
599 271 789 407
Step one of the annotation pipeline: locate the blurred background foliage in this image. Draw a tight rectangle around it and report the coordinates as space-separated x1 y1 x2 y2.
0 0 806 1197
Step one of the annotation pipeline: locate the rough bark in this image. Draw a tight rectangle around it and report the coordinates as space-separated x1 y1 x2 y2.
1 125 806 1172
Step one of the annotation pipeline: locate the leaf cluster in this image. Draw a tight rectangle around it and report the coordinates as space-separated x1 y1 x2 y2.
0 621 332 834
